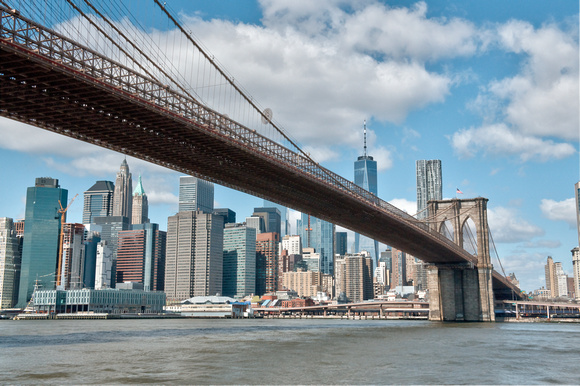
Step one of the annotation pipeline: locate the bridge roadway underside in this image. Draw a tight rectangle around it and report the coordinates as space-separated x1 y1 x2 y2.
0 43 517 297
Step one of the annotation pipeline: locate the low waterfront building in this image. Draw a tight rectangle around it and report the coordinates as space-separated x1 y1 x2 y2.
32 288 166 314
181 295 248 318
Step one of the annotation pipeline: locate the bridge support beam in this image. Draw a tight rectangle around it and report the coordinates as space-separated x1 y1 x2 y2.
428 264 494 322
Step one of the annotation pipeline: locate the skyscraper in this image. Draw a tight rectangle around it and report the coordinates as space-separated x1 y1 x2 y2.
263 199 289 236
297 214 335 275
17 177 68 307
82 180 114 224
116 223 166 291
256 232 279 295
253 207 281 235
223 223 256 298
354 121 379 265
575 181 580 245
60 223 86 290
92 216 131 263
131 175 149 225
112 159 133 219
178 176 214 213
572 247 580 300
164 211 224 302
545 256 556 297
214 208 236 225
416 160 442 220
345 252 374 303
334 252 373 303
0 218 22 309
335 232 347 256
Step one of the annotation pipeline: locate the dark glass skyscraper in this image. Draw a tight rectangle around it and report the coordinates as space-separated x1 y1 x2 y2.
263 199 289 237
354 121 379 266
82 180 114 224
17 178 67 307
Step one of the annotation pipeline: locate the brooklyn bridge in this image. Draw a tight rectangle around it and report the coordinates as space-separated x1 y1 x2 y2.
0 1 523 321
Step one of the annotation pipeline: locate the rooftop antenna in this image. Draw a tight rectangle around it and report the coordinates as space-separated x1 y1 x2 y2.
363 120 367 157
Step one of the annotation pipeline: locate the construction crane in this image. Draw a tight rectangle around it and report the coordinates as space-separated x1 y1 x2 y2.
56 194 78 288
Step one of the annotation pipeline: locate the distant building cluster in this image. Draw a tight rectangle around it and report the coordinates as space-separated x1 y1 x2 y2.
530 182 580 301
10 129 557 313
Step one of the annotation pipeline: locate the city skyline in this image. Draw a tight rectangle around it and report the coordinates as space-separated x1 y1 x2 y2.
0 0 577 292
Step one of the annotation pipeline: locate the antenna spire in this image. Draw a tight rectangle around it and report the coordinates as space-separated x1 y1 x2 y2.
363 120 367 157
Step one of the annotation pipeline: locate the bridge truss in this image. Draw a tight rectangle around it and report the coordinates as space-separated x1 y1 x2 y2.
0 2 521 298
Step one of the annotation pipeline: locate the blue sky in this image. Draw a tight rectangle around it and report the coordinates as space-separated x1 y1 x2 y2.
0 0 578 292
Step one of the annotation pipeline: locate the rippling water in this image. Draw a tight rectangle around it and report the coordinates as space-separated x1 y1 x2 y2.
1 318 578 384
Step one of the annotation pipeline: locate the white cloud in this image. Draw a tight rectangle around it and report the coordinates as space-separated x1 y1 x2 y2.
521 240 562 249
497 251 548 291
540 198 576 228
0 118 98 157
488 206 544 243
388 198 417 215
341 2 478 62
182 1 470 153
147 191 178 206
453 20 579 162
451 123 576 162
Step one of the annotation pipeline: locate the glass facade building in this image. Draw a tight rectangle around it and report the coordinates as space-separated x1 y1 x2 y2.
253 207 281 236
117 223 166 291
178 176 214 213
17 178 68 307
82 180 114 224
263 199 289 236
223 224 256 298
354 131 379 265
297 214 335 275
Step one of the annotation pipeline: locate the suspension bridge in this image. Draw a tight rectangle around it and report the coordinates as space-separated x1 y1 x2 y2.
0 1 522 321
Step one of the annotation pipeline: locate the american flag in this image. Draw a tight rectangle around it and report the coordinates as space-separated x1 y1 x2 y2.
456 188 463 194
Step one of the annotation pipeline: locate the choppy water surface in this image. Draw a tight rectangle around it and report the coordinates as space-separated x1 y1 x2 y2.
1 318 578 384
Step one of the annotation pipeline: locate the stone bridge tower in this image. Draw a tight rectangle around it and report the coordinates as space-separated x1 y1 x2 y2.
426 197 495 322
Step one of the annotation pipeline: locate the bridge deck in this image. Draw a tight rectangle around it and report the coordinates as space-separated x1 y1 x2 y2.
0 6 520 297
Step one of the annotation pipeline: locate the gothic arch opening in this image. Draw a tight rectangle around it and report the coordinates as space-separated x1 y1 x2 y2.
440 219 454 242
462 217 477 255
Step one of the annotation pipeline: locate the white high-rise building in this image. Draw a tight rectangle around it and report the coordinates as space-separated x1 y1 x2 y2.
0 218 21 309
94 241 113 289
178 176 214 213
555 262 568 298
572 247 580 300
282 235 302 255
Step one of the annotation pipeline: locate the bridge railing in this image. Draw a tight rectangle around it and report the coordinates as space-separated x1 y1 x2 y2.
0 6 475 262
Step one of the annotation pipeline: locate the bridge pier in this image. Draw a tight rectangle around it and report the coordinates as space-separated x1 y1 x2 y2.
428 264 494 322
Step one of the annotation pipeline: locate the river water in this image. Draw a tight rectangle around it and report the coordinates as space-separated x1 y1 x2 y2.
0 318 578 384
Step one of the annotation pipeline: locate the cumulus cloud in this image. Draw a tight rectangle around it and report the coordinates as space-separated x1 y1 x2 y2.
540 197 576 227
389 198 417 215
451 20 579 162
488 206 544 243
451 123 576 161
183 0 480 153
0 118 98 157
498 251 548 291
